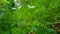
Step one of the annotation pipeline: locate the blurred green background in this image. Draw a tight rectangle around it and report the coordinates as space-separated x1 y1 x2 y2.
0 0 60 34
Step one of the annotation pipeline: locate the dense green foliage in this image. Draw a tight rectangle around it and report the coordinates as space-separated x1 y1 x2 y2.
0 0 60 34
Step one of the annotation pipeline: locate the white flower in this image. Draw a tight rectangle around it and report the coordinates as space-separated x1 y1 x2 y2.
12 7 16 10
14 0 22 9
18 5 22 9
14 0 17 2
27 5 36 8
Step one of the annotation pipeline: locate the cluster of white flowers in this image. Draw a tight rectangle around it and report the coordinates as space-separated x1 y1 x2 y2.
12 0 36 10
12 0 22 9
